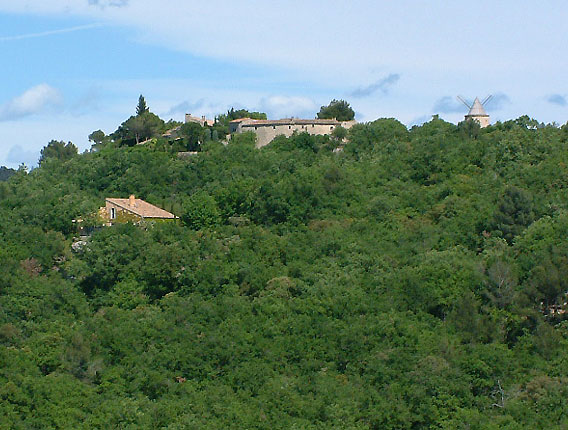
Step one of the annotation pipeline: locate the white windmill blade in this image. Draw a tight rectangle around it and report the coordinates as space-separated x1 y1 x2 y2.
482 95 493 106
457 95 471 109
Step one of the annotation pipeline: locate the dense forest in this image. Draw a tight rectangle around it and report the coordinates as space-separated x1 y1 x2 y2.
0 166 15 182
1 110 568 429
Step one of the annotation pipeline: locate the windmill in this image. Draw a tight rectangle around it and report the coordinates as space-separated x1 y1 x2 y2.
457 95 492 128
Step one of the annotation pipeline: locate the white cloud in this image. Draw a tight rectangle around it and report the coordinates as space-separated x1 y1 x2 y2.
2 0 566 85
1 1 567 134
87 0 128 8
258 96 317 119
0 84 63 121
166 99 206 116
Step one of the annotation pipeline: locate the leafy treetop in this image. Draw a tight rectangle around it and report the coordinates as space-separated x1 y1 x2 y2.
225 107 267 121
0 166 16 181
38 140 78 165
2 115 568 429
317 99 355 121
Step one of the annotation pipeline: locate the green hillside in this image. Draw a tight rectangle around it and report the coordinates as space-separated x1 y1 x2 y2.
1 115 568 429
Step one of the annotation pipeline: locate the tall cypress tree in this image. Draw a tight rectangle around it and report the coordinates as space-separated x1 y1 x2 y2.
136 95 149 116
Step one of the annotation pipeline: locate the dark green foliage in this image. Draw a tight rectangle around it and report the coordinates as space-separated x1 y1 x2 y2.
492 186 535 244
112 97 164 146
331 124 348 140
38 140 78 165
0 166 16 181
136 94 149 116
1 116 568 428
457 118 481 139
317 99 355 121
180 121 204 151
181 191 221 230
225 107 267 121
112 112 165 146
88 129 107 151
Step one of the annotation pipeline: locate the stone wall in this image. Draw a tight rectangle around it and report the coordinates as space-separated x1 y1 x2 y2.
231 119 357 147
465 115 490 128
185 114 214 127
105 200 139 222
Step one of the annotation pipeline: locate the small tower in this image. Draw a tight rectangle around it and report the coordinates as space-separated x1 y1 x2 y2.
458 95 492 128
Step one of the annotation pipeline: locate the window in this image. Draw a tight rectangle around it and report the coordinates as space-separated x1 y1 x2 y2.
312 124 315 128
110 207 116 219
273 126 276 129
330 126 334 130
289 126 291 129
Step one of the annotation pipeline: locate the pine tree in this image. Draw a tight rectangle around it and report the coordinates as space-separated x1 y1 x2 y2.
136 95 149 116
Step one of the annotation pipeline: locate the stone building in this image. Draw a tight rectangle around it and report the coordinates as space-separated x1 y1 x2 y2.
464 97 490 128
230 118 357 147
105 195 177 223
185 113 215 127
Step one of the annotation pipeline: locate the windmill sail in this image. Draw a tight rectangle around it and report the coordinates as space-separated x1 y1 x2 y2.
457 96 471 109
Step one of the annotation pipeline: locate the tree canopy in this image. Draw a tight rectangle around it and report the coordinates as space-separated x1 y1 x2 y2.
1 114 568 428
111 112 165 145
317 99 355 121
38 140 78 165
0 166 16 181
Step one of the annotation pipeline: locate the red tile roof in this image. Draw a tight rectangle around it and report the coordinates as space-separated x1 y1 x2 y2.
240 118 342 127
106 197 176 219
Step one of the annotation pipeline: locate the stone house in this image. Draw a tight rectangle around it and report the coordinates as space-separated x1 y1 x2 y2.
162 114 216 140
229 117 357 147
185 113 215 127
105 195 177 223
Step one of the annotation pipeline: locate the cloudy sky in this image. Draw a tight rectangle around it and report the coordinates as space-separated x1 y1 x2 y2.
0 0 567 167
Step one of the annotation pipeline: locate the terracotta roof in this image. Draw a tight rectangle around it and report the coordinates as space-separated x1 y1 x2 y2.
241 118 343 127
106 197 177 219
229 117 252 123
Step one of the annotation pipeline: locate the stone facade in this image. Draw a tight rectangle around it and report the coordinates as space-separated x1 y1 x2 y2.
185 113 215 127
105 195 176 223
465 113 490 128
230 118 357 147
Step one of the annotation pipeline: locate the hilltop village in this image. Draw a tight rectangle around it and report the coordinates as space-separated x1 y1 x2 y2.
171 96 492 149
89 95 496 157
149 98 361 151
68 96 498 231
82 95 491 223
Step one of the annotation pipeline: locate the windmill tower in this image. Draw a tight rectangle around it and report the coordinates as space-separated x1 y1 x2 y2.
457 95 492 128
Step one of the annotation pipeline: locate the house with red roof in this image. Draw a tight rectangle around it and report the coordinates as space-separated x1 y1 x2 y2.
105 195 177 224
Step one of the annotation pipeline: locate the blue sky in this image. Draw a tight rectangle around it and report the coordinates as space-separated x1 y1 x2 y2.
0 0 567 168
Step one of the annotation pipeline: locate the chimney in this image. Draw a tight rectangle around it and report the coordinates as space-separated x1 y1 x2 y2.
185 113 191 123
129 195 136 207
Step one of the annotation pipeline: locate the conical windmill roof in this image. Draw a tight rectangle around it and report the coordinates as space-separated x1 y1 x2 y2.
467 97 488 117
